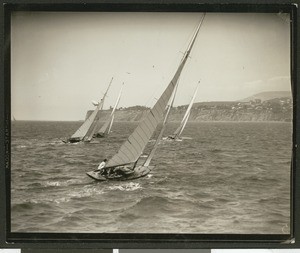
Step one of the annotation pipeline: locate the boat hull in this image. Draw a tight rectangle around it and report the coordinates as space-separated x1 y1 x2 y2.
61 137 81 143
86 165 154 181
162 136 182 142
94 133 106 138
86 171 107 181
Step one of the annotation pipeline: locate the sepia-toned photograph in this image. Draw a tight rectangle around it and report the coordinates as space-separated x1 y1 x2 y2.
10 11 292 234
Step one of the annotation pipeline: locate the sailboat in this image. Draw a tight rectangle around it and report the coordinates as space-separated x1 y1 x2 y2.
87 84 123 141
94 84 123 139
86 14 205 181
62 78 113 143
165 82 199 141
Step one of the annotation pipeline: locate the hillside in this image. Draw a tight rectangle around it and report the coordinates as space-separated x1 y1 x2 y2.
86 91 293 122
241 91 292 102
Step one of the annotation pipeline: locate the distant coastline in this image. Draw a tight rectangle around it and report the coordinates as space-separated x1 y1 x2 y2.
86 91 293 123
12 91 292 122
86 106 292 123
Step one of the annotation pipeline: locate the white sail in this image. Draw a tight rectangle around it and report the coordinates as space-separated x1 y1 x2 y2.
70 100 104 140
97 84 123 136
107 114 115 134
105 14 205 169
172 83 199 138
178 111 190 136
71 78 112 141
144 80 179 167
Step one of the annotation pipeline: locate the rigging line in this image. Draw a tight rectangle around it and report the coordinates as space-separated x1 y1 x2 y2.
143 14 205 109
100 77 113 109
174 13 205 82
186 13 206 54
143 82 166 109
176 13 206 67
143 18 200 109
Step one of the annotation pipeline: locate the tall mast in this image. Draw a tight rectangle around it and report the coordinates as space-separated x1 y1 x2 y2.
101 77 113 110
181 13 205 65
79 78 113 141
96 83 123 137
105 14 206 169
173 81 200 138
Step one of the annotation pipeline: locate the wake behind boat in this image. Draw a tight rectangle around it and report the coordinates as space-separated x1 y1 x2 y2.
87 13 206 181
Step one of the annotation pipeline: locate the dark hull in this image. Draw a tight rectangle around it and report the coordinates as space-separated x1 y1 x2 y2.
86 165 154 181
61 137 81 143
93 133 106 138
162 136 182 141
69 138 81 143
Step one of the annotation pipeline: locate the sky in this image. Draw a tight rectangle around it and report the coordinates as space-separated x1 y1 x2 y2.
11 12 291 121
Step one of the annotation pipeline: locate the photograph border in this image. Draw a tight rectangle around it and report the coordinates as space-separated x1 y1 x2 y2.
1 0 299 249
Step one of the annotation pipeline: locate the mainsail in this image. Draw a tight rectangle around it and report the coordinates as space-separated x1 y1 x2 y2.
104 14 205 169
98 84 123 135
170 82 199 139
87 83 123 140
69 78 113 141
144 79 179 167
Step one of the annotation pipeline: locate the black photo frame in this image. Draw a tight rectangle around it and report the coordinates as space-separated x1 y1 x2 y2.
1 0 299 250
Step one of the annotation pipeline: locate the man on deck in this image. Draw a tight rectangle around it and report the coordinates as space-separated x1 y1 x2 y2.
98 159 108 175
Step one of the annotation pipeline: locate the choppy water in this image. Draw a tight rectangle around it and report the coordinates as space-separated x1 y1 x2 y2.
11 121 291 234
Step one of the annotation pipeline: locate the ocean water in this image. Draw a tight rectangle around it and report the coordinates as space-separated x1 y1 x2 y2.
11 121 291 234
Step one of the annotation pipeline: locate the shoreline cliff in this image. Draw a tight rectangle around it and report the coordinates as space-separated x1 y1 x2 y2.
86 91 292 122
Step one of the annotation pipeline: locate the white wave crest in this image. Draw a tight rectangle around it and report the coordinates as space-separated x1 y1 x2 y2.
22 185 105 204
44 179 82 187
17 145 27 148
109 182 142 191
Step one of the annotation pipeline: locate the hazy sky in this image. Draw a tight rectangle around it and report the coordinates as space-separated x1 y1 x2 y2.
11 12 291 121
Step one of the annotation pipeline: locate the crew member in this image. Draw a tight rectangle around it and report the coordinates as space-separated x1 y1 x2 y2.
98 159 108 174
